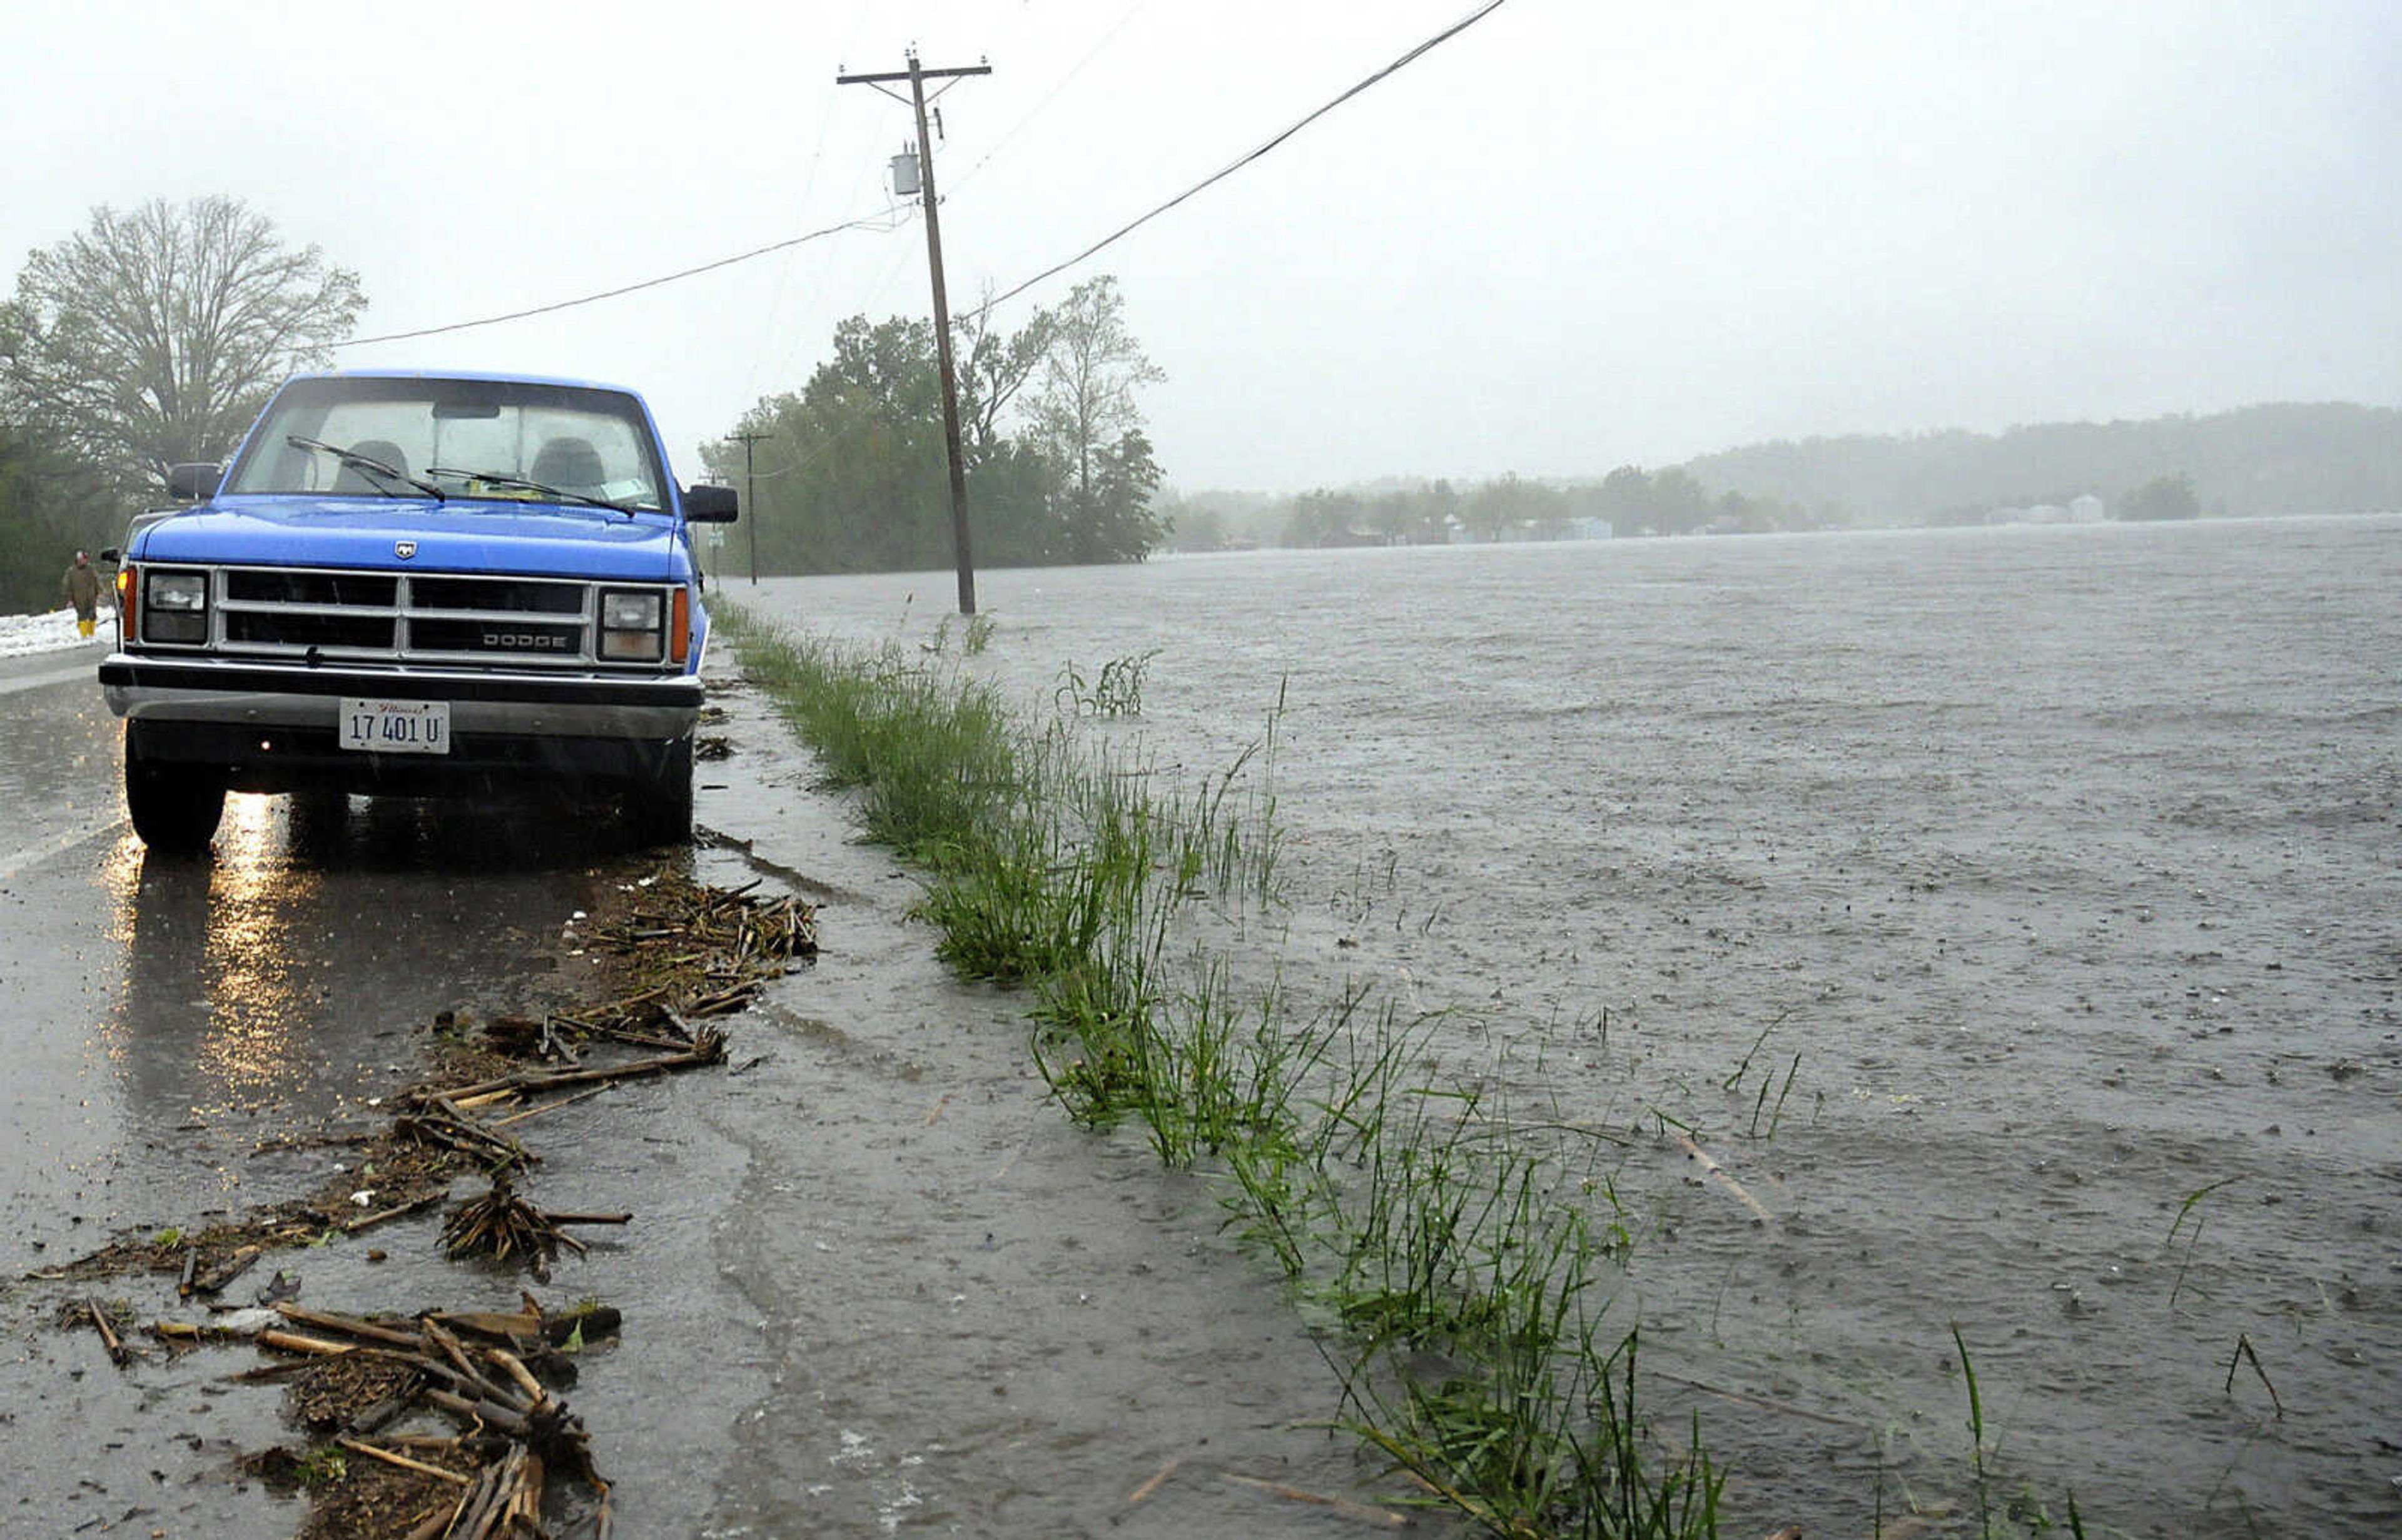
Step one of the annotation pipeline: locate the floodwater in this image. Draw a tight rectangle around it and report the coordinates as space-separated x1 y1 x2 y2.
736 514 2402 1537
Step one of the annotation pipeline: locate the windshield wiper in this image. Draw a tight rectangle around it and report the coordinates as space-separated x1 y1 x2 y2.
425 467 637 517
286 436 447 502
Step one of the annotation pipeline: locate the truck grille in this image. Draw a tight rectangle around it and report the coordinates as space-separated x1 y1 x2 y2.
198 565 657 668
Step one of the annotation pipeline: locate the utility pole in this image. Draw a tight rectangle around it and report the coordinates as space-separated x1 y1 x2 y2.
727 430 771 584
838 49 990 615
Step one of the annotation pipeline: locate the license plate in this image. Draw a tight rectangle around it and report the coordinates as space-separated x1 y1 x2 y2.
340 697 451 754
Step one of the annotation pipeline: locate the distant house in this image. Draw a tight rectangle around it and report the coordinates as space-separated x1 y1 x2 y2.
1987 494 2106 527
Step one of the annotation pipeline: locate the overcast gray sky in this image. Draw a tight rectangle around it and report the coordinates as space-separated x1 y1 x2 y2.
6 0 2397 492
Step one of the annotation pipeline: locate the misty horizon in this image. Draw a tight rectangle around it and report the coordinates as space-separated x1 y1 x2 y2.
7 1 2395 493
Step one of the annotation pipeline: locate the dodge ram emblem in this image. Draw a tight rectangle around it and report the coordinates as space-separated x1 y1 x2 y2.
395 539 417 559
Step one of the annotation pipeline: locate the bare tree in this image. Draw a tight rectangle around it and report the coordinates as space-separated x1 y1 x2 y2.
2 196 364 491
1030 276 1163 512
955 290 1056 464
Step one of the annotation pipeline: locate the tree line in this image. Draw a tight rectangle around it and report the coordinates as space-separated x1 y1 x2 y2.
1170 402 2402 552
5 195 2397 612
703 275 1167 575
0 196 1180 612
1166 466 1816 551
1683 404 2402 526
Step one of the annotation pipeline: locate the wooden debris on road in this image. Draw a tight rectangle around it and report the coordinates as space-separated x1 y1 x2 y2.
342 1192 447 1237
31 1143 460 1289
397 1093 539 1172
432 1300 621 1350
587 869 816 1021
191 1243 262 1295
34 870 797 1294
238 1298 617 1539
483 1014 581 1064
428 1033 728 1109
441 1173 627 1280
293 1353 423 1432
336 1434 470 1485
32 867 809 1537
440 1175 565 1273
85 1296 133 1367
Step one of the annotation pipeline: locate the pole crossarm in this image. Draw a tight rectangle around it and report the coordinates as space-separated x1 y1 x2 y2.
835 65 990 84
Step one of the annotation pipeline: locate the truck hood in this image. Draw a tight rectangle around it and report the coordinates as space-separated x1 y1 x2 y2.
131 496 688 581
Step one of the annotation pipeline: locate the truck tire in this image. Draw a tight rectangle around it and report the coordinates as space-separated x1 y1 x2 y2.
124 729 227 854
626 736 694 848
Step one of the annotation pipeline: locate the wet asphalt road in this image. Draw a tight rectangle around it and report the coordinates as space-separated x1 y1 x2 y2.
0 644 1419 1539
0 642 671 1536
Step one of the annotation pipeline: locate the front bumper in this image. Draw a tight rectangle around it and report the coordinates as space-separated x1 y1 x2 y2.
103 652 701 735
101 652 702 794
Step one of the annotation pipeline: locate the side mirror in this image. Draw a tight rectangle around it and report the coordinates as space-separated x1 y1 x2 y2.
168 462 222 501
99 547 121 565
683 484 739 522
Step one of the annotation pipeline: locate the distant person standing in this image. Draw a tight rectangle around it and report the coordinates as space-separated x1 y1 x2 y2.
64 550 103 639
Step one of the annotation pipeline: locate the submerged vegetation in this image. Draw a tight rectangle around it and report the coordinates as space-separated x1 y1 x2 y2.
718 600 1722 1537
712 598 2147 1536
712 597 2169 1536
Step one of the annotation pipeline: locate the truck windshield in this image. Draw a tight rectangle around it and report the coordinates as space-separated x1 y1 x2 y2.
223 377 668 512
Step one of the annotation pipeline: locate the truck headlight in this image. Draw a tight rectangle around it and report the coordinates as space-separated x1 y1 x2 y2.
599 589 664 661
144 570 209 644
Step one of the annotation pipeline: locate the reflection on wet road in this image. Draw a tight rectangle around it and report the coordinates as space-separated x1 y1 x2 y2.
0 659 656 1535
0 654 644 1244
0 644 122 880
107 784 631 1140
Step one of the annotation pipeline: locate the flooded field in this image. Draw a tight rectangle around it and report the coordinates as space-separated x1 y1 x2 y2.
737 514 2402 1537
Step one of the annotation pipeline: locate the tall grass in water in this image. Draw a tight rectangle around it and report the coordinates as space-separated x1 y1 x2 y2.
715 604 1719 1538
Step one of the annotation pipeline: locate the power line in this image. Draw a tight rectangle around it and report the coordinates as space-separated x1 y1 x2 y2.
739 0 882 412
691 4 1519 534
949 0 1154 196
332 213 897 350
323 0 1511 358
977 0 1513 318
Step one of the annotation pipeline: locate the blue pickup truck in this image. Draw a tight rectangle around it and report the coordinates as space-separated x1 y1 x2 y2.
99 369 737 853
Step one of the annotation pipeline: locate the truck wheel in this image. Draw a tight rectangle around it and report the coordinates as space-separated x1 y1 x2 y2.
626 737 694 848
125 748 227 854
